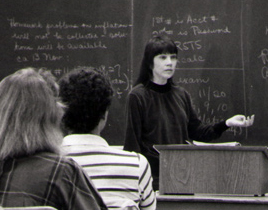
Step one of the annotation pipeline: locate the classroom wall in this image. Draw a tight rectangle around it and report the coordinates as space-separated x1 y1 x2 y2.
0 0 267 145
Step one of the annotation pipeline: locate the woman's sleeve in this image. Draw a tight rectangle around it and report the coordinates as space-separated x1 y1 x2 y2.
185 91 229 142
124 92 143 153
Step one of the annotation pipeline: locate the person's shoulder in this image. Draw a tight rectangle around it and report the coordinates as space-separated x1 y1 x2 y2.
106 147 146 168
129 83 146 95
108 146 140 158
126 84 148 104
172 84 191 97
134 153 152 176
117 150 150 167
135 152 150 165
128 83 154 102
35 152 81 169
34 152 63 161
172 83 187 92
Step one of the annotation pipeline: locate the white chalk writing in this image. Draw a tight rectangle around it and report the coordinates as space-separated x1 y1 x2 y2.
7 17 132 99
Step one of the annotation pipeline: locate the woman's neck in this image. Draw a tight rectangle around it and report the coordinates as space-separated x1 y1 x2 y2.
151 78 167 85
147 80 172 93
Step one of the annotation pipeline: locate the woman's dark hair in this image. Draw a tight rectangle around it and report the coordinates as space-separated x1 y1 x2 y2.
135 34 178 86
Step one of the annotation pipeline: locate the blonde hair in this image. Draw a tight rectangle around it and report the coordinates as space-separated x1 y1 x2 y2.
0 67 64 160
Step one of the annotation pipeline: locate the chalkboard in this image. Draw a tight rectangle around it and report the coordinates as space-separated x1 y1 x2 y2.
0 0 132 145
0 0 268 145
132 0 268 145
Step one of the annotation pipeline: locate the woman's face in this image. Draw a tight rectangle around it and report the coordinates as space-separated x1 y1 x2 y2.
151 53 177 84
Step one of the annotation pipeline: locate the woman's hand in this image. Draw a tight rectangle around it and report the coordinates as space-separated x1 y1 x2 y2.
226 115 255 127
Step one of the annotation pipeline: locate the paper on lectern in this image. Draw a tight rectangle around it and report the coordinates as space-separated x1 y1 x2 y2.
187 140 241 146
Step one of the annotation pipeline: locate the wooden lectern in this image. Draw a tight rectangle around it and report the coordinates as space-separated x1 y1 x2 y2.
154 145 268 195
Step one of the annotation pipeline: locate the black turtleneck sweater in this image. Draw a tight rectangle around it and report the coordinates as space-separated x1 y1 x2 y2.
123 81 229 190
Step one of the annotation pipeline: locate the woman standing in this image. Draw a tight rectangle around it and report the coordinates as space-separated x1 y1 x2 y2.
123 35 254 190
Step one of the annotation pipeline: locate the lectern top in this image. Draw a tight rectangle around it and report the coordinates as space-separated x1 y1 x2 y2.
154 144 268 158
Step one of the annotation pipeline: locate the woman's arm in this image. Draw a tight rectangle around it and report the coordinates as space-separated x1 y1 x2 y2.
124 93 143 152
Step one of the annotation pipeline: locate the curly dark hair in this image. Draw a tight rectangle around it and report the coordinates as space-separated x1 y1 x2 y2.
59 66 114 134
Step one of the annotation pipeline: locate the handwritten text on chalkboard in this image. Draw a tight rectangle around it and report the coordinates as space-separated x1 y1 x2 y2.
6 18 133 99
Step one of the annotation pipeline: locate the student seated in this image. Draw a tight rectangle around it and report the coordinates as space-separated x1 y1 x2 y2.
0 68 107 210
59 67 156 210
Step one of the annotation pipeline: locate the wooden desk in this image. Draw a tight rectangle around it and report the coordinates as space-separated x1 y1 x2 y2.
156 194 268 210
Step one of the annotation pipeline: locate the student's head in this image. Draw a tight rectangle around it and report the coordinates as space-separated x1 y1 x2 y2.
135 34 178 86
0 67 64 160
59 66 114 134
